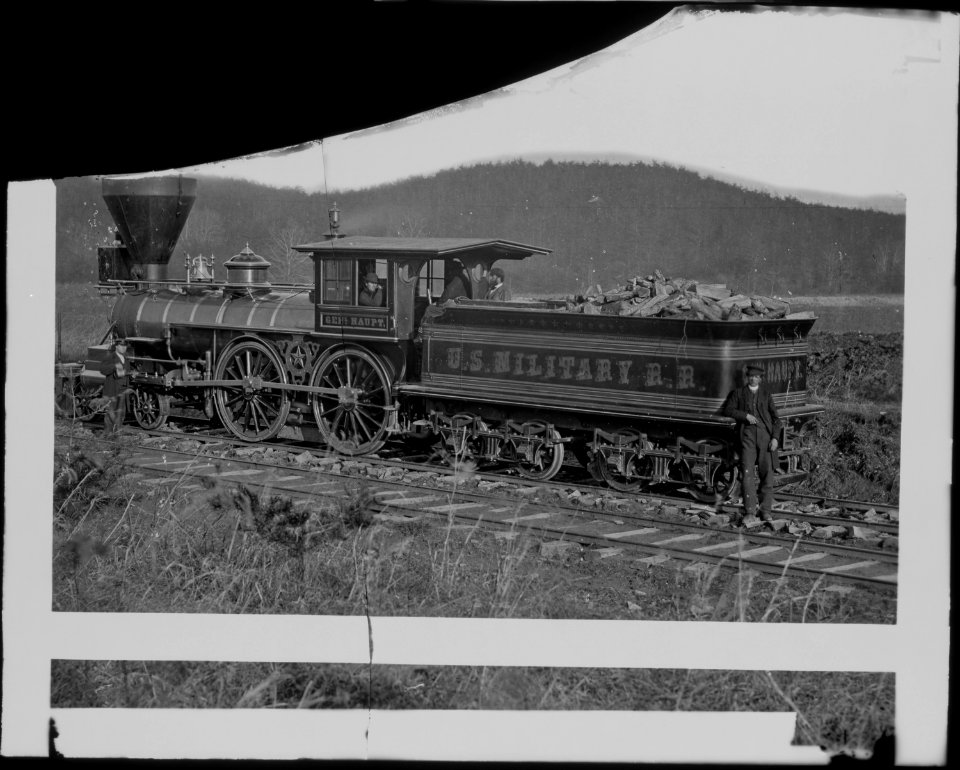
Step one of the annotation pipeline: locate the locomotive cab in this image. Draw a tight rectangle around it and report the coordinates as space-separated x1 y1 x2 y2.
294 236 552 343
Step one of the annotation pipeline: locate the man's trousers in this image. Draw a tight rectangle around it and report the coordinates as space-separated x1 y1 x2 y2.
740 425 774 516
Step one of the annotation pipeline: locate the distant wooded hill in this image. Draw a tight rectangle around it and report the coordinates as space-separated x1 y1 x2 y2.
55 160 905 295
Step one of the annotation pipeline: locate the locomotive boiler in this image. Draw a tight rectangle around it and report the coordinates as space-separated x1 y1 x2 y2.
67 175 823 501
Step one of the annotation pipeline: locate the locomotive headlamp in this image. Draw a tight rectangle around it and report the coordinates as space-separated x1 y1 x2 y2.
328 202 341 234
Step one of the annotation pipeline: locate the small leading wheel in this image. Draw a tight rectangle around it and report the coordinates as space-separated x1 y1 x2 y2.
55 377 100 421
597 430 652 493
132 389 171 430
214 339 290 441
512 422 565 481
311 347 393 455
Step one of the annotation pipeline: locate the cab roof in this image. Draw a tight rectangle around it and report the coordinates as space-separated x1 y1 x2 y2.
293 236 551 261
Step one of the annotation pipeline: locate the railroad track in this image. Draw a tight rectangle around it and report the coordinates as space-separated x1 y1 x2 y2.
56 421 898 590
55 418 900 535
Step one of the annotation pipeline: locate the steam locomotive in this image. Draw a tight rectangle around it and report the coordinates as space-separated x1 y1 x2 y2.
58 175 823 500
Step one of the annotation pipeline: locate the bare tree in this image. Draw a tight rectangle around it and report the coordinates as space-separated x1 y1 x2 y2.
267 220 313 284
395 213 429 238
872 242 892 278
178 207 225 257
820 244 849 295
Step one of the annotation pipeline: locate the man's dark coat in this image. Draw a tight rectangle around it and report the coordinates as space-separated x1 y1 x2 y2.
358 286 384 307
485 282 511 301
722 384 782 441
98 349 129 398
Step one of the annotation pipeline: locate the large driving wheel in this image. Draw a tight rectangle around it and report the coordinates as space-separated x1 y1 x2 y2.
311 347 392 455
132 389 171 430
214 339 290 441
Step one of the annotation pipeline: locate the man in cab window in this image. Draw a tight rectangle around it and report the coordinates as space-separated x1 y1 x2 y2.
358 272 385 307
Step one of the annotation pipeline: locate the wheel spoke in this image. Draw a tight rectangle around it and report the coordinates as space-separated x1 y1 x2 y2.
352 409 376 441
353 405 380 430
347 412 362 442
259 358 275 381
358 366 380 393
357 361 376 390
256 397 280 418
252 400 272 434
328 361 340 388
248 400 264 430
225 392 245 409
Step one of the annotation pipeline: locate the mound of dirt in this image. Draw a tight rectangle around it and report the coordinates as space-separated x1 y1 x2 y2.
796 407 901 505
796 331 903 505
807 332 902 404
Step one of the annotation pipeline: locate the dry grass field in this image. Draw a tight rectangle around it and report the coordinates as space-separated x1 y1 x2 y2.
50 437 896 751
56 283 115 361
50 659 893 754
52 434 896 621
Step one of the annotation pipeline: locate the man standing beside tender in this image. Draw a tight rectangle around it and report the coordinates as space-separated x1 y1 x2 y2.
722 365 781 526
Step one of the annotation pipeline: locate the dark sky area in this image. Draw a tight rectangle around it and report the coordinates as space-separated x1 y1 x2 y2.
5 3 673 183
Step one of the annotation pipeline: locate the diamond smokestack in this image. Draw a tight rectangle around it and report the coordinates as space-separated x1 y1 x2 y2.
102 175 198 281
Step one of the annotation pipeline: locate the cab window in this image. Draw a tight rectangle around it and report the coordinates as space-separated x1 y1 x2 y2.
417 259 445 300
356 259 388 307
322 259 354 305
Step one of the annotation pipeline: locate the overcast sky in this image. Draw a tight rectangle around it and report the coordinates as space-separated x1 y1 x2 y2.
178 7 953 208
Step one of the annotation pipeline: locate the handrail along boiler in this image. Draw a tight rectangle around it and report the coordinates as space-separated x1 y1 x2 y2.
69 175 823 500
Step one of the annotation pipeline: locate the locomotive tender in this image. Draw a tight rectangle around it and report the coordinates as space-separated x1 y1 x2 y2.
68 175 823 500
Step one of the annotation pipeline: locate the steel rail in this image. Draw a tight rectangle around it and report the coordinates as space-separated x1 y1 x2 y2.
55 419 899 538
444 512 897 590
108 438 898 565
113 445 898 592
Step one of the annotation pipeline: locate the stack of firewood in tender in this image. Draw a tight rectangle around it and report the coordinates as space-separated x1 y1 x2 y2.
562 269 799 320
